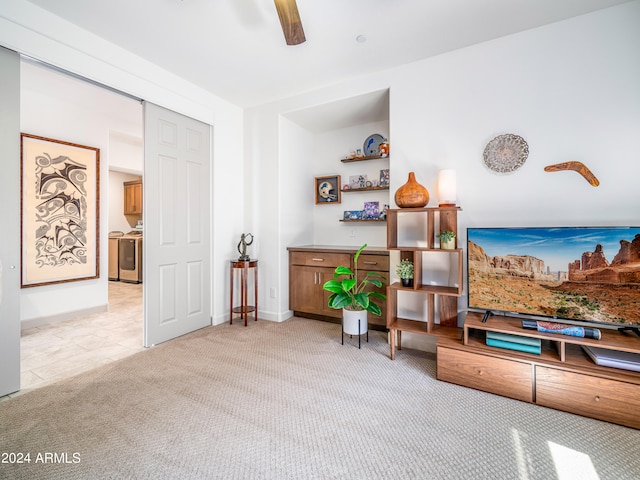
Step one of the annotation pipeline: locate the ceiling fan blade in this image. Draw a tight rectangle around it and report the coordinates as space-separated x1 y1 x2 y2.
274 0 306 45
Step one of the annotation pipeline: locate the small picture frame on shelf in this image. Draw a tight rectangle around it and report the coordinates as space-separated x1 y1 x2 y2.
343 210 363 220
379 204 389 220
315 175 341 204
349 174 367 190
379 169 390 186
363 201 379 220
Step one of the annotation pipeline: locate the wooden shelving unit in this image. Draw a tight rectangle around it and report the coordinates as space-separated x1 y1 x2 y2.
385 207 463 359
341 186 389 192
339 150 389 224
339 219 386 223
340 155 387 163
437 311 640 429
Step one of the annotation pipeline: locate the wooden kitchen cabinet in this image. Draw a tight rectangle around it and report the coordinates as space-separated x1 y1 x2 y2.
124 180 142 215
288 246 389 328
290 265 341 318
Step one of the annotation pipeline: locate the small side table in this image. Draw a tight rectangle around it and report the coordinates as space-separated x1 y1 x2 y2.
229 259 258 326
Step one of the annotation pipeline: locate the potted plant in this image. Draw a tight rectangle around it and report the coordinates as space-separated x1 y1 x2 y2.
437 230 456 249
396 259 414 287
322 244 387 338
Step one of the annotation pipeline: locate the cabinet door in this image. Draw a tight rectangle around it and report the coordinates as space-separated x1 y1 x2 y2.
290 265 320 313
124 182 142 214
357 270 387 327
317 269 342 318
290 266 341 318
357 253 389 327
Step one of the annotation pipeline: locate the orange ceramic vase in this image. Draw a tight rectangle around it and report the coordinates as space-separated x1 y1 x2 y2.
394 172 429 208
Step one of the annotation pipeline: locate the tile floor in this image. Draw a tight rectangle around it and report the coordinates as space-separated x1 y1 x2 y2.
6 281 144 399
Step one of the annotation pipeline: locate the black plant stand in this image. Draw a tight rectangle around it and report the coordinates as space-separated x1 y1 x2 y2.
342 317 369 349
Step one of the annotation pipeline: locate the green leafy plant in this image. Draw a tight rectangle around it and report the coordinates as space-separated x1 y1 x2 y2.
395 259 414 279
322 244 387 315
437 230 456 242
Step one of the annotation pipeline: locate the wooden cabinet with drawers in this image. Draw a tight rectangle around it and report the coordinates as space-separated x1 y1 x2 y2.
437 311 640 429
437 345 534 403
288 246 389 329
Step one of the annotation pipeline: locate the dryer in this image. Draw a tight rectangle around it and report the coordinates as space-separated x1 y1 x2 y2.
119 232 143 283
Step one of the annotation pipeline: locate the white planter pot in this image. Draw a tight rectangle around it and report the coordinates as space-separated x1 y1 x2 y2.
342 308 368 335
440 238 455 249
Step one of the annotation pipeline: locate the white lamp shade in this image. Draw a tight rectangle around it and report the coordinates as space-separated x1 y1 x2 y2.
438 169 457 206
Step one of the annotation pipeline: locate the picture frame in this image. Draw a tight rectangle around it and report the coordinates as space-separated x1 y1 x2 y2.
315 175 341 204
343 210 363 220
363 201 380 220
20 133 100 287
349 174 367 190
379 169 390 186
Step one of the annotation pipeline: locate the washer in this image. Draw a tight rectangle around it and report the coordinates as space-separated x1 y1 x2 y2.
108 231 124 281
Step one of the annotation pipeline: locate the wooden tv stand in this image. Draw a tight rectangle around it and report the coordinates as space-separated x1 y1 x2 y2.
437 312 640 429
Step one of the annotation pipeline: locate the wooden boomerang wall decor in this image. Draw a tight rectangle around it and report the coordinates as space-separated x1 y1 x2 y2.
544 161 600 187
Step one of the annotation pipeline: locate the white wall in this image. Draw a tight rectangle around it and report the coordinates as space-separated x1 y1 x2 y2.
1 0 245 326
245 2 640 349
312 120 390 247
109 131 142 174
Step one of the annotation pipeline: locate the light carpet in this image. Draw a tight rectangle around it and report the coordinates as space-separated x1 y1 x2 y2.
0 317 638 479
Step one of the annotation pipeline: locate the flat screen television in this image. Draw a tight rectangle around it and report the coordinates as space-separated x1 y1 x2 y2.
467 226 640 330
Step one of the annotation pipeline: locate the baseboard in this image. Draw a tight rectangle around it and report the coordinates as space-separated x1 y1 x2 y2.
21 304 108 331
212 309 293 326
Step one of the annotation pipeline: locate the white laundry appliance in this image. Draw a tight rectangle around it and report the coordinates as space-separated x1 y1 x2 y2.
119 231 143 283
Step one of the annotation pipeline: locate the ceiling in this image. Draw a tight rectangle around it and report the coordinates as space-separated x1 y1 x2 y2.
26 0 631 108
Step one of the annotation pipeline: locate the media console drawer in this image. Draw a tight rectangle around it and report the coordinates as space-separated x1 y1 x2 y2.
535 366 640 429
437 345 534 403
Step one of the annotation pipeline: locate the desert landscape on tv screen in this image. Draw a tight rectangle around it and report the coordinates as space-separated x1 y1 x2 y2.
468 228 640 326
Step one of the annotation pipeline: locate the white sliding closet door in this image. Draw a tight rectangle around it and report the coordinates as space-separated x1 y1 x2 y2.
143 102 211 347
0 47 21 396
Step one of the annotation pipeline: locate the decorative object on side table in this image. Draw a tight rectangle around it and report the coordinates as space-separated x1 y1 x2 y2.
394 171 429 208
315 175 341 204
483 133 529 174
437 230 456 249
237 233 254 261
396 259 414 287
322 243 387 348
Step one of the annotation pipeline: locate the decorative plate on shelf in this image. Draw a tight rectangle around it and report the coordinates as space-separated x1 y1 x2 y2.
363 134 386 156
483 134 529 174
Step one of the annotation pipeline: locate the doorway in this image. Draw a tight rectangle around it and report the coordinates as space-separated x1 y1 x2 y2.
17 59 145 392
6 57 213 397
